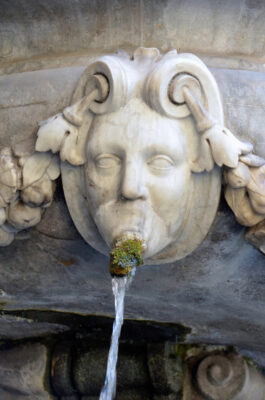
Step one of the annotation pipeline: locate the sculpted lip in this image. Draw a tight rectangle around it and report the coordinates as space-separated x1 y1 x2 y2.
113 230 147 252
114 229 143 242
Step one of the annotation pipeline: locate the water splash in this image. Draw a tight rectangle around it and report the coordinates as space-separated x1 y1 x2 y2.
99 271 135 400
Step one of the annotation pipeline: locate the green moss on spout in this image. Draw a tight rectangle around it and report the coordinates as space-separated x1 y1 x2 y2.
109 238 144 276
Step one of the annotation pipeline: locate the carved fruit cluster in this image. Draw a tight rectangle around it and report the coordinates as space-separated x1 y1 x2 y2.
182 85 265 234
225 154 265 227
0 146 60 246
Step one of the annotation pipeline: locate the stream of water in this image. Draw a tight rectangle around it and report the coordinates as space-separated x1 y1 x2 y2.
99 272 135 400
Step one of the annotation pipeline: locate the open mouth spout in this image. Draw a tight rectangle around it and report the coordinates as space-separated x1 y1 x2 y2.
109 231 146 277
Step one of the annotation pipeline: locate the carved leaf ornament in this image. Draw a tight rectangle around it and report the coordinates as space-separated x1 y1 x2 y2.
0 48 264 259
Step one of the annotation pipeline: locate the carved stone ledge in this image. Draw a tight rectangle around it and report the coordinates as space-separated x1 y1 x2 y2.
51 340 153 399
147 342 183 397
51 340 265 399
0 338 264 400
50 339 183 399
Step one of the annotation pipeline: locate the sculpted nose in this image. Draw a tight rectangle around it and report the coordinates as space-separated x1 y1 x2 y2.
120 161 147 200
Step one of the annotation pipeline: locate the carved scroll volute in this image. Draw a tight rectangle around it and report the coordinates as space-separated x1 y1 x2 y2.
196 353 265 400
71 54 128 114
144 51 223 122
197 354 248 400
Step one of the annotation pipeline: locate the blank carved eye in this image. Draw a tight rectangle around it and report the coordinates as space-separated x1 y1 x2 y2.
95 154 121 169
148 155 175 170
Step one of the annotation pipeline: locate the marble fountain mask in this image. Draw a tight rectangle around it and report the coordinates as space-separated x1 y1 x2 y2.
59 47 224 264
2 48 263 263
85 99 191 259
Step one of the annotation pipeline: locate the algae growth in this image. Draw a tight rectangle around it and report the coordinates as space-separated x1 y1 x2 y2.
109 238 144 276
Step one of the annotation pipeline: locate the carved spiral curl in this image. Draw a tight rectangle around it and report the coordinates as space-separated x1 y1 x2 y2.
72 55 128 114
197 354 248 400
144 53 223 123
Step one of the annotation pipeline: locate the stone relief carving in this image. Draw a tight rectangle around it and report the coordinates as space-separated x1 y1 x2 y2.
0 47 264 261
184 347 265 400
0 146 60 246
1 340 264 400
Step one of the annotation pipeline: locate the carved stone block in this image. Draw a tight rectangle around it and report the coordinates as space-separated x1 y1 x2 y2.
0 343 52 399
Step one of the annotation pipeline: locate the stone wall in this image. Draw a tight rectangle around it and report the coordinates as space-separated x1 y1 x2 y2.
1 0 264 75
0 0 265 398
1 335 265 399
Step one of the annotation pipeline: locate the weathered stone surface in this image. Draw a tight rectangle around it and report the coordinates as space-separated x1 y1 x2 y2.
73 343 149 394
214 68 265 159
2 339 265 399
82 390 151 400
0 315 69 340
0 0 264 75
50 339 265 399
0 343 51 399
49 337 153 398
0 205 264 351
0 0 265 378
51 342 76 397
36 180 79 240
148 342 182 395
245 220 265 255
0 67 84 147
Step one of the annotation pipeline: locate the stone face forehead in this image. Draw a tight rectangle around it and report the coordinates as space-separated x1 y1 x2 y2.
91 97 181 126
89 97 189 157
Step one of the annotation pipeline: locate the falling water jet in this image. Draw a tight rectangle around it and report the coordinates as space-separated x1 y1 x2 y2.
99 233 145 400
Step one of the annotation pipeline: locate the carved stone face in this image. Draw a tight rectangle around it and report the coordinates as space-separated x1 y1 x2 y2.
85 99 191 259
59 49 224 264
